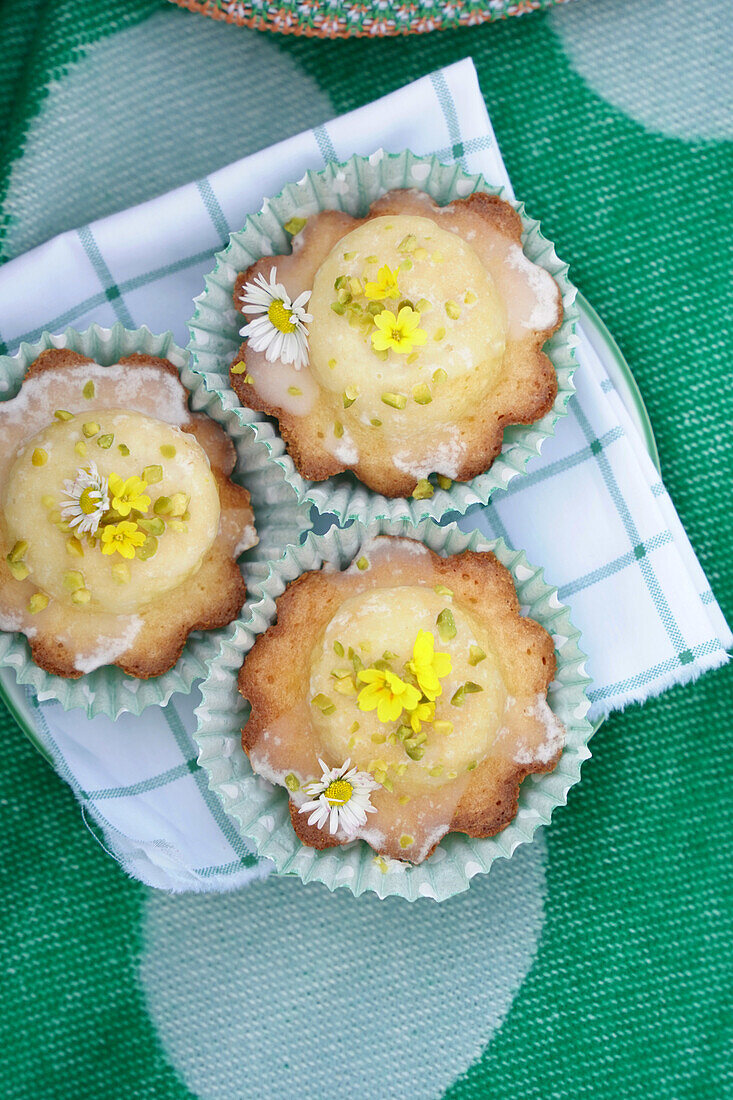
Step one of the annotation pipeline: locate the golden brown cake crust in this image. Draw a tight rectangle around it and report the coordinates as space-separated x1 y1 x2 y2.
230 189 562 497
239 539 560 861
0 352 255 680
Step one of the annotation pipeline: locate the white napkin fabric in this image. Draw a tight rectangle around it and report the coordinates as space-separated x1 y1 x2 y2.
0 59 729 891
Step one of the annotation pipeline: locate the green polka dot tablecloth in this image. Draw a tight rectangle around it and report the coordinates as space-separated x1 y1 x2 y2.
1 1 731 1097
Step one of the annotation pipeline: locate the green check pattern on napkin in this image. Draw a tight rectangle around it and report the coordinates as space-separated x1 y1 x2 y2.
1 2 731 1098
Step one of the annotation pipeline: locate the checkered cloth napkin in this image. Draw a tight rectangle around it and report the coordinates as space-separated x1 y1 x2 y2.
0 59 729 891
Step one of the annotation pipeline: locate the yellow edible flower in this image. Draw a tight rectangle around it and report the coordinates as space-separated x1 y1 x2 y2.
407 629 452 701
405 698 435 734
108 473 150 517
364 264 400 301
371 307 428 356
357 667 421 723
100 521 145 559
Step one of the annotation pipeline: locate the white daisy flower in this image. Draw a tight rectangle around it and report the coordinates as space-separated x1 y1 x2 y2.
60 462 110 536
239 266 312 370
299 758 380 836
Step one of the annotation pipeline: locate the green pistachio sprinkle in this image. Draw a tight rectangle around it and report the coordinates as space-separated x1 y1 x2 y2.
398 299 415 313
370 418 382 428
415 298 431 313
74 441 87 458
333 676 357 696
437 608 457 642
464 290 477 305
66 537 84 558
333 640 344 658
349 721 360 735
445 300 461 320
350 650 364 674
32 449 48 467
97 433 114 449
396 725 411 743
243 374 254 385
54 409 73 421
334 275 348 291
365 254 379 264
8 540 28 563
366 301 384 317
343 386 358 408
464 681 483 694
287 385 302 396
136 535 158 561
406 352 419 365
401 258 413 271
142 464 163 485
348 277 363 296
374 856 389 874
336 288 351 306
429 765 444 777
468 645 487 666
330 301 346 316
405 741 426 761
372 658 391 672
413 247 428 261
412 478 434 500
371 732 387 744
434 584 453 597
82 380 95 399
62 570 84 593
356 556 369 571
231 361 247 375
381 392 407 410
433 720 454 735
342 251 355 261
432 368 448 384
397 235 417 253
467 761 478 772
160 444 176 459
8 561 29 581
153 496 173 516
117 444 130 457
412 383 432 405
71 587 91 606
284 772 301 791
382 650 398 661
333 421 344 439
432 327 446 342
112 563 130 584
138 517 165 536
29 592 49 613
372 349 389 362
311 693 336 716
450 687 466 707
328 358 337 369
436 475 453 491
284 216 307 236
382 776 394 793
82 421 99 438
399 834 414 849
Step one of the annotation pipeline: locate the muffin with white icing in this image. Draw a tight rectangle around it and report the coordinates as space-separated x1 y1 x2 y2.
0 349 257 679
239 535 564 864
229 189 562 499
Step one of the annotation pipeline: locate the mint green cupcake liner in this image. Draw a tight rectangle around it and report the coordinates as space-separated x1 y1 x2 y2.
194 517 593 902
187 150 579 526
0 323 312 718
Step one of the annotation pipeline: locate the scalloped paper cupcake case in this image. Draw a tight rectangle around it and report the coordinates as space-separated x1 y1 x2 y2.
194 517 593 902
0 323 312 719
187 151 579 526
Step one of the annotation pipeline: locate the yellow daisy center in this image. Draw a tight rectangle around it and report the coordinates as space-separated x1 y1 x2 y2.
268 299 296 334
323 778 353 805
79 487 99 515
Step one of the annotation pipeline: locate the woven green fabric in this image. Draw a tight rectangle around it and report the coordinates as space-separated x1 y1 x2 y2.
1 1 731 1096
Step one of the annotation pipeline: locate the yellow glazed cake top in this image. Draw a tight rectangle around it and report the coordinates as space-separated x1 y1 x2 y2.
308 215 507 429
309 585 508 791
3 408 220 615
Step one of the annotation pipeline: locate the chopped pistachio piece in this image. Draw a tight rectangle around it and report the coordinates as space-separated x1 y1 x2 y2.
397 234 417 253
160 443 176 459
374 856 389 874
464 681 483 694
399 834 414 849
117 444 130 457
412 478 434 500
137 535 159 560
82 421 100 437
434 584 453 597
284 216 307 235
287 385 302 397
62 570 84 593
71 587 91 606
356 556 369 571
231 361 247 375
464 290 477 305
405 741 425 761
82 380 95 400
437 608 457 641
436 475 453 491
32 448 48 467
331 301 346 316
333 640 344 657
342 251 355 261
349 721 360 735
74 441 87 458
153 496 173 516
8 560 29 581
468 645 487 666
365 254 379 263
467 760 478 772
97 433 114 449
333 421 344 439
284 772 301 792
415 298 431 313
429 765 444 777
169 492 189 516
138 516 165 536
445 299 461 320
381 392 407 410
412 383 432 405
432 368 448 384
168 520 187 534
434 720 454 735
334 275 348 291
371 732 387 744
343 386 358 408
370 418 382 428
29 592 49 613
348 276 363 296
311 693 336 715
328 357 337 370
350 649 364 674
450 686 466 707
432 326 446 342
8 540 28 563
398 794 410 805
398 299 415 313
333 676 357 696
65 537 84 558
142 464 163 485
382 650 398 661
112 562 130 584
243 374 254 385
54 410 73 421
366 301 384 317
336 288 351 306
